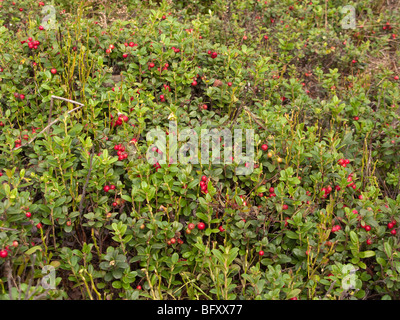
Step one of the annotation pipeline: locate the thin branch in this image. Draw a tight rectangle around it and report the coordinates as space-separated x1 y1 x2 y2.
13 95 84 151
242 105 274 135
79 147 95 215
0 227 20 232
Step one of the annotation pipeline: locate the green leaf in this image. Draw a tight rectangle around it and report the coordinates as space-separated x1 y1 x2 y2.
376 257 387 266
24 246 42 255
286 289 301 299
349 231 358 246
358 250 375 258
384 242 392 257
171 253 179 264
285 230 298 240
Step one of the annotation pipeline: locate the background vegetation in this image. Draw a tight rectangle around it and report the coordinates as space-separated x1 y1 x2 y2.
0 0 400 300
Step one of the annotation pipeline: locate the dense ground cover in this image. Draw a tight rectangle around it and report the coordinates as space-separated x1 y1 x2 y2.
0 0 400 300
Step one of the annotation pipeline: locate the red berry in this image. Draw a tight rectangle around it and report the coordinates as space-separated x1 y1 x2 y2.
261 144 268 151
365 225 371 232
395 76 399 80
366 239 372 245
258 250 264 256
218 226 225 232
201 175 207 182
0 250 8 258
136 285 142 290
50 68 57 74
36 223 42 229
282 204 289 210
197 222 206 230
391 229 397 235
388 222 394 229
269 187 274 193
26 212 32 218
103 185 110 192
188 223 195 230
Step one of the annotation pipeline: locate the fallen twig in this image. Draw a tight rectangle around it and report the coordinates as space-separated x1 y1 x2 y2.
13 96 84 151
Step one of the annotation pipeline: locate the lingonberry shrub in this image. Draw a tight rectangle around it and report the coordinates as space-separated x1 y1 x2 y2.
0 0 399 301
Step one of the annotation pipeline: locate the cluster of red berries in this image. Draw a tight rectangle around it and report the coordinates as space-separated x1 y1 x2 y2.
13 92 25 100
321 185 333 198
113 144 128 161
387 219 397 235
346 173 357 190
338 158 350 167
331 225 342 233
171 46 180 53
207 50 218 59
111 199 124 208
383 22 392 31
153 162 161 171
22 208 42 229
103 184 116 192
105 44 115 54
163 84 171 92
14 138 22 148
167 237 184 245
0 242 17 258
199 175 209 194
268 187 276 198
186 222 206 234
110 114 129 127
22 37 41 50
123 42 139 48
